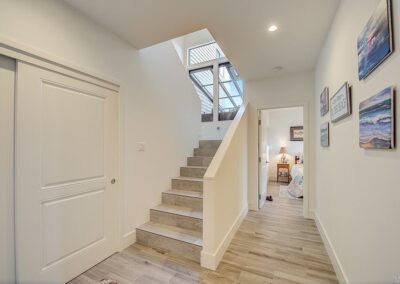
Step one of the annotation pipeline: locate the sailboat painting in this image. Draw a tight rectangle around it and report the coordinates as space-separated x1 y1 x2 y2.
357 0 393 80
359 87 394 149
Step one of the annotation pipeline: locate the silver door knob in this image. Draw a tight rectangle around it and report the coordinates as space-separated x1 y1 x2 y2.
111 178 116 184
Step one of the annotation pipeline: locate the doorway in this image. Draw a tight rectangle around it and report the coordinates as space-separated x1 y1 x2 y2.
258 106 306 213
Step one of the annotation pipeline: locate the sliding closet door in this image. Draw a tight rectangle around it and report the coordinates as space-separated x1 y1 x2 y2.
0 55 16 284
15 61 119 283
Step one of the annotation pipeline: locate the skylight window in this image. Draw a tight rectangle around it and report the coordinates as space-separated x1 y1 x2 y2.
188 42 225 65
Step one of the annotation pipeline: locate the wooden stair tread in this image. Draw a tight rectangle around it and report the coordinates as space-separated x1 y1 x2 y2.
151 204 203 219
137 222 203 247
163 190 203 199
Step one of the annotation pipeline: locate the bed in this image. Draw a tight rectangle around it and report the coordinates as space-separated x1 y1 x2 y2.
287 164 304 198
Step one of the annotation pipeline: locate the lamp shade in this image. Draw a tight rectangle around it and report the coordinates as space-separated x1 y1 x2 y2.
279 147 287 154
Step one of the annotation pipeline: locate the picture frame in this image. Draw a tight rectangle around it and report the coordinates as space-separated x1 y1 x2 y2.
320 87 329 116
359 87 395 149
358 0 393 80
290 126 304 141
331 82 351 123
320 122 330 147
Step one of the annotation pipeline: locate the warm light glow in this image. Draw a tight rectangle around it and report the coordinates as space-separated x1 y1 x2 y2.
268 25 278 32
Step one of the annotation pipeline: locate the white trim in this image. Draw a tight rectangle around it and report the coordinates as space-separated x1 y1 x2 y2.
201 205 248 270
0 35 120 91
121 229 136 251
315 213 349 284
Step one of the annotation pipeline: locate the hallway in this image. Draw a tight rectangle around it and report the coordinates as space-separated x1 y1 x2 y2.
70 182 337 284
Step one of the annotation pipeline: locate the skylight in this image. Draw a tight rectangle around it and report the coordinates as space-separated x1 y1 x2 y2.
188 42 225 65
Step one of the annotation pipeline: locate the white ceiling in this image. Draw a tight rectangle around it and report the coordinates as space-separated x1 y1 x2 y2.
64 0 339 80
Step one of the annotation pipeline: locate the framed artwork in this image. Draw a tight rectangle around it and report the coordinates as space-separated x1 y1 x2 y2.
331 82 351 123
320 87 329 116
359 87 394 149
290 126 303 141
358 0 393 80
320 122 330 147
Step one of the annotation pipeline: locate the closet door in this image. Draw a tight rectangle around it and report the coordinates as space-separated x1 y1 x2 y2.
15 62 119 283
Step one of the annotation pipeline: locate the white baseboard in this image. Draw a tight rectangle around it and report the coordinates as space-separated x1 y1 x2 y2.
315 213 349 284
201 205 248 270
121 229 136 251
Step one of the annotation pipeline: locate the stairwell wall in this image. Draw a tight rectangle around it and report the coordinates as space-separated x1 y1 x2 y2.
202 104 248 270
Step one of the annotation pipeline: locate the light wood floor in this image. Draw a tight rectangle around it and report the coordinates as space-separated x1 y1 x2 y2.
69 182 338 284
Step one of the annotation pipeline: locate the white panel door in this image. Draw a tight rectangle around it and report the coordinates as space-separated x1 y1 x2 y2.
15 62 119 283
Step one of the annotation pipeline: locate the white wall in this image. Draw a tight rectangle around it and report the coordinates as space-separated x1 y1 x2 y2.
202 105 248 270
0 55 15 284
246 71 315 213
172 29 215 66
314 0 400 283
262 107 304 180
0 0 201 252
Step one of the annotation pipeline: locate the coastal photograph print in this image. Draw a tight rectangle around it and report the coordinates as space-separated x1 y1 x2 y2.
357 0 393 80
320 122 330 147
359 87 394 149
331 82 351 123
320 87 329 116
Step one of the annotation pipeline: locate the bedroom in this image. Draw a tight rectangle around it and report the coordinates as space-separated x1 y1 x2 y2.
258 106 305 210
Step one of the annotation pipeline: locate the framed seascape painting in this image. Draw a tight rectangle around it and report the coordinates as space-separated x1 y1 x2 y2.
331 82 351 123
359 87 394 149
320 87 329 116
290 126 303 141
320 122 329 147
358 0 393 80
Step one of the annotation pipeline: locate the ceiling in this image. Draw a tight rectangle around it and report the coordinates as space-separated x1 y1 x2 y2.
64 0 339 80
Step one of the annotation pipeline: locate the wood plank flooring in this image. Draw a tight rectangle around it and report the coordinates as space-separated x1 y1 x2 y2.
69 182 338 284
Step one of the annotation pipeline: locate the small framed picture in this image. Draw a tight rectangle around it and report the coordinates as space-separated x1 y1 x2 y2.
320 122 330 147
290 126 304 141
320 87 329 116
331 82 351 123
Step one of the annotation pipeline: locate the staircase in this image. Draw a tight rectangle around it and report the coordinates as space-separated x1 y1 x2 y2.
136 140 222 263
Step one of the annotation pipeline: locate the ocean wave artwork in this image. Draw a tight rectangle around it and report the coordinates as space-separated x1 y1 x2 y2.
357 0 392 80
359 87 394 149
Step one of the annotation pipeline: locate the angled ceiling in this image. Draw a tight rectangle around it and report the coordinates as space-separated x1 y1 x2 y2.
64 0 339 80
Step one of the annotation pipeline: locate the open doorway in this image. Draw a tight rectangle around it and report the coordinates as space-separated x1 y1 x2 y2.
258 106 305 212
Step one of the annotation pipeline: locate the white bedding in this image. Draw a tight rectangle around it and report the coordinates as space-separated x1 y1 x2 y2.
287 164 304 198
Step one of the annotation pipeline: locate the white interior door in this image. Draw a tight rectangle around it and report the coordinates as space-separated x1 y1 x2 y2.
258 110 269 208
15 62 119 283
0 55 16 284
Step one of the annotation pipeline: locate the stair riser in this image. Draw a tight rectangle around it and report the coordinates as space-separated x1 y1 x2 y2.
194 148 218 157
187 156 213 167
136 230 201 263
162 193 203 211
180 167 207 178
150 210 202 232
171 179 203 192
199 140 222 149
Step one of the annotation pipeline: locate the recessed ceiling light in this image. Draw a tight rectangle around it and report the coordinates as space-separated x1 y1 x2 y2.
268 25 278 32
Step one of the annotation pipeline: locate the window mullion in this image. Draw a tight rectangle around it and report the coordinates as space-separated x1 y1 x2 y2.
212 62 219 122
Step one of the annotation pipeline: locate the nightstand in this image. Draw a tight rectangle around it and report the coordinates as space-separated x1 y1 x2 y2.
277 163 290 183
